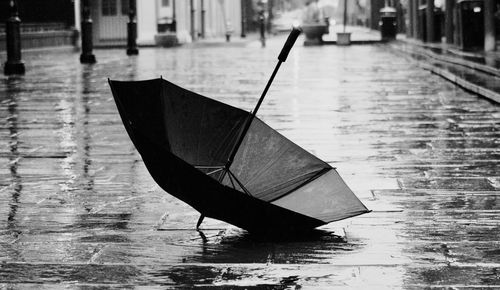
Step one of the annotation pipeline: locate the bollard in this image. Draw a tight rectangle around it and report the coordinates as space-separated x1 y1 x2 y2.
126 0 138 55
80 0 96 64
4 0 25 75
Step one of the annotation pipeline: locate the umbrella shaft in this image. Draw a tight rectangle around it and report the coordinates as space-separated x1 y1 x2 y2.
251 61 282 122
225 61 283 169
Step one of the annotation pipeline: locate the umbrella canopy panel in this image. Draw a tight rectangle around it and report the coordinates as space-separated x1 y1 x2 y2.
109 79 170 152
222 117 331 202
222 117 369 222
109 78 369 230
271 169 369 223
111 78 249 176
160 80 249 172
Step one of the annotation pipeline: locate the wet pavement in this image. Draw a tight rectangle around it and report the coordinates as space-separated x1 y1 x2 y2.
0 35 499 288
393 40 500 104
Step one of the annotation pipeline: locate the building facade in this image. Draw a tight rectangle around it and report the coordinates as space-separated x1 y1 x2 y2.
405 0 500 51
0 0 77 51
74 0 243 46
174 0 243 43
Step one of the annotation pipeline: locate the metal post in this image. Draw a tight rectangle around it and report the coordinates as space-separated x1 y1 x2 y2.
80 0 96 64
4 0 25 75
200 0 205 38
267 0 273 34
425 0 435 42
190 0 195 41
240 0 246 38
411 0 418 39
408 0 414 37
127 0 139 55
343 0 347 33
444 0 453 44
172 0 177 32
484 0 496 51
258 1 265 47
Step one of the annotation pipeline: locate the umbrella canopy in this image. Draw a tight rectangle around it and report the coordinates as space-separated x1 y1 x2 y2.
108 78 369 234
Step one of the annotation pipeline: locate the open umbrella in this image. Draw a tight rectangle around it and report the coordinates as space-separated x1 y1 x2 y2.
108 28 369 234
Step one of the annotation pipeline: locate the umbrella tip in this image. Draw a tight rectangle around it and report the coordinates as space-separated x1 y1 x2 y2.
196 215 205 229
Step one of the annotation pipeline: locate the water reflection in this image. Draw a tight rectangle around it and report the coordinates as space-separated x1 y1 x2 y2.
5 78 22 239
71 213 132 231
158 265 303 289
81 68 94 193
183 229 356 264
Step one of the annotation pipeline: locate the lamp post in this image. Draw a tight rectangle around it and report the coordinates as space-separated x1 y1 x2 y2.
80 0 96 64
127 0 139 55
4 0 25 75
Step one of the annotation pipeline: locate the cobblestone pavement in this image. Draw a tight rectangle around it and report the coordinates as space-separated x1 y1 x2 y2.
0 35 499 288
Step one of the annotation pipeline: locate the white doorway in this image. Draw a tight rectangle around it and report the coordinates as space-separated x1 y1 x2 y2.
98 0 129 41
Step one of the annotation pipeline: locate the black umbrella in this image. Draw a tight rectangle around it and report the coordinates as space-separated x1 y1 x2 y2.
108 28 369 234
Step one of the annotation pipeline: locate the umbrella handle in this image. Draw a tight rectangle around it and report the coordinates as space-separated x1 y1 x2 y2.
278 27 302 62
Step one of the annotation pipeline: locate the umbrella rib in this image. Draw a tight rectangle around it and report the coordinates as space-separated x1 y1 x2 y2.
212 117 246 164
159 79 172 152
194 165 224 169
196 101 208 165
193 166 228 177
227 169 252 196
268 167 331 202
226 169 237 189
207 167 224 176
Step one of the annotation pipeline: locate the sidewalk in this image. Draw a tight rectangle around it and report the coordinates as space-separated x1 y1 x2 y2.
392 36 500 104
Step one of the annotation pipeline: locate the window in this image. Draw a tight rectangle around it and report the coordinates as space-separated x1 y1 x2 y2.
122 0 130 15
102 0 117 16
162 0 170 7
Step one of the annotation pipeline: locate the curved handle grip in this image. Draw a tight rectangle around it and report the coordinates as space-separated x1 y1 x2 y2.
278 27 302 62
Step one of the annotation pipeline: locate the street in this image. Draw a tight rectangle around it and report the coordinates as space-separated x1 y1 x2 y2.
1 35 499 288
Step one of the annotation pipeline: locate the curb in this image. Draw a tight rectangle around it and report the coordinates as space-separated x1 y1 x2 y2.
422 61 500 104
395 40 500 77
392 42 500 104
